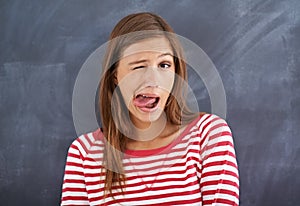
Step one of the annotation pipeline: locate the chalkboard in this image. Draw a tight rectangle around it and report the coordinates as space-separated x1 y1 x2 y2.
0 0 299 205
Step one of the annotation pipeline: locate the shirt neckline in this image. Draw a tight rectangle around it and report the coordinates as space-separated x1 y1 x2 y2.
124 114 202 157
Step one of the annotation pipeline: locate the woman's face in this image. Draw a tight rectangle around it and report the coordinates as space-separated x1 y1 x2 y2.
115 37 175 129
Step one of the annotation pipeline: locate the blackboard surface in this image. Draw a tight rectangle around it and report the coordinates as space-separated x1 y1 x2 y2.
1 1 299 205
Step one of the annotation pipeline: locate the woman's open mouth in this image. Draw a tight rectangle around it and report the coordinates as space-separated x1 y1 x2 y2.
133 94 160 112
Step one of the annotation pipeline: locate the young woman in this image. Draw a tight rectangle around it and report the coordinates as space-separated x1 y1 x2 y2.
61 12 239 205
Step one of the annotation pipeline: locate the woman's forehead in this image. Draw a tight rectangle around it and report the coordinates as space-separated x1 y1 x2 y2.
121 37 173 58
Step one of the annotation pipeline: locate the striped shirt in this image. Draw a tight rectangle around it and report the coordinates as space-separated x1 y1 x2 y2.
61 113 239 205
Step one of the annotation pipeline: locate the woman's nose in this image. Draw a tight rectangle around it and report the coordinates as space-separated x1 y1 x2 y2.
136 65 174 92
143 66 160 83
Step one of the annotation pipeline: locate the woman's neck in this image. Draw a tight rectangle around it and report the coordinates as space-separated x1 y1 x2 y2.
126 120 185 150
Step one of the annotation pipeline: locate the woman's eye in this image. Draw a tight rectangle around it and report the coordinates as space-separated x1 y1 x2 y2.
132 65 145 70
159 63 171 69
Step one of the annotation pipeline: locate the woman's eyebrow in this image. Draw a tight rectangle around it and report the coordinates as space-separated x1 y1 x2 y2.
128 52 173 65
158 52 173 58
128 59 148 65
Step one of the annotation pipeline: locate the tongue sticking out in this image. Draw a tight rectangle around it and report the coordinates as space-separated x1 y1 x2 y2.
133 95 158 108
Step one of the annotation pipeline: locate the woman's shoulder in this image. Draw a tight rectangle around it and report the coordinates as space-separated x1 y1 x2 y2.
185 112 232 142
68 128 105 159
190 112 229 130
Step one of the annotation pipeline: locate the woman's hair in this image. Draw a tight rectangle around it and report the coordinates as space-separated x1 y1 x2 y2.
98 12 196 197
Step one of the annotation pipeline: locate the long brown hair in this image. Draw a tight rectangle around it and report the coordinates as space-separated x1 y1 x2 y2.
98 12 196 197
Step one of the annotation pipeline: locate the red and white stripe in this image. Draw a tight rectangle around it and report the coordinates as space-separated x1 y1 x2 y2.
61 113 239 205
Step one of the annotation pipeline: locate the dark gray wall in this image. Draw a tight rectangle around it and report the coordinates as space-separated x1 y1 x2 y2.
1 0 299 205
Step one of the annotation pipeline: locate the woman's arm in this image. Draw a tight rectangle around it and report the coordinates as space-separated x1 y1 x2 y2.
61 139 89 205
199 114 239 205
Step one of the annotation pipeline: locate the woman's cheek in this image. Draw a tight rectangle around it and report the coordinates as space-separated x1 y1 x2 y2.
158 70 175 93
117 72 141 104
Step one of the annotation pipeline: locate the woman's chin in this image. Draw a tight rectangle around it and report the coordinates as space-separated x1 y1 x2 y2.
130 106 165 128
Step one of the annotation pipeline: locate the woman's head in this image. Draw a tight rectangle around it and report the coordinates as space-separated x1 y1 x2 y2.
99 12 188 133
98 12 193 197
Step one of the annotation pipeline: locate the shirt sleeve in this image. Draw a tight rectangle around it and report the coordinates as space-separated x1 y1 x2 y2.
199 114 239 206
61 139 89 205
